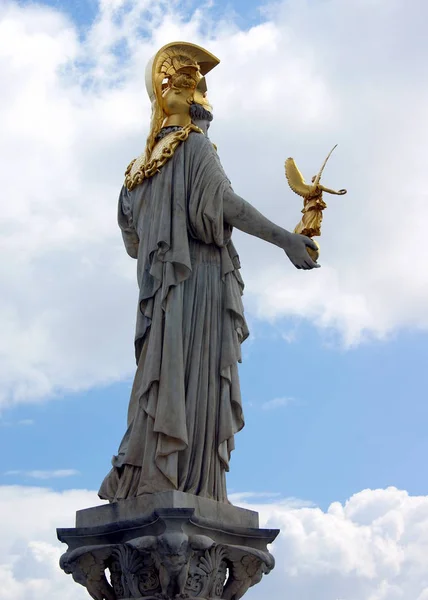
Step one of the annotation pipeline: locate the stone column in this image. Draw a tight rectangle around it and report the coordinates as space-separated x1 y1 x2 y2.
57 491 279 600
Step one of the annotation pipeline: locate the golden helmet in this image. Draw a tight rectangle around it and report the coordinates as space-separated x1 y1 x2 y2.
145 41 220 109
143 42 220 160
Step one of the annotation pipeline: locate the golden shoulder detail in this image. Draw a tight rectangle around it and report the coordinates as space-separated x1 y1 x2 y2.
124 124 203 191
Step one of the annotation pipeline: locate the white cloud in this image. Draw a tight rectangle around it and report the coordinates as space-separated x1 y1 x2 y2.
0 418 34 427
1 485 428 600
230 491 281 501
261 396 294 410
237 487 428 600
230 491 314 509
4 469 80 479
1 0 428 406
0 485 102 600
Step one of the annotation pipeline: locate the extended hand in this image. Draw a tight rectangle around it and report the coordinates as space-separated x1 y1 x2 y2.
283 233 320 270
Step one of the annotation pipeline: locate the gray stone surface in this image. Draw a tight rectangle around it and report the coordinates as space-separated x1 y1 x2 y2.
99 122 319 505
58 503 279 600
76 491 259 529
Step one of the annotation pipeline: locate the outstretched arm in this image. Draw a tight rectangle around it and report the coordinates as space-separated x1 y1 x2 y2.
223 188 320 270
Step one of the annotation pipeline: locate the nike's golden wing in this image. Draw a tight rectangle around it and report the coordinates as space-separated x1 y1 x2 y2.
285 158 313 197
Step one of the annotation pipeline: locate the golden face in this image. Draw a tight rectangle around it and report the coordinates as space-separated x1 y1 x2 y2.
161 86 193 117
160 69 196 115
160 69 213 117
193 88 213 113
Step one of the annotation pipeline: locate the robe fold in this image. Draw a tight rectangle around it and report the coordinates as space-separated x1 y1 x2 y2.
98 131 249 503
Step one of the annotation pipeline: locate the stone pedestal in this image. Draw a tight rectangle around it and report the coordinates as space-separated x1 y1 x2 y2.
57 492 279 600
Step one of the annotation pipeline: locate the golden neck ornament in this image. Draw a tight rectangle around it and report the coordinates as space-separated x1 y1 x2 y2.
124 124 203 191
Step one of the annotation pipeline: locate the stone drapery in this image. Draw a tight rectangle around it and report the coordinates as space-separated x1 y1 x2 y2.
99 132 249 503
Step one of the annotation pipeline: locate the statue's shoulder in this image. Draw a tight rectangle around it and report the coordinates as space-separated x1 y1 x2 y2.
186 129 217 156
124 125 205 191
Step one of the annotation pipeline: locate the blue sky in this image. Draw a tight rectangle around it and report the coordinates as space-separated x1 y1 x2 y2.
3 319 428 510
1 0 428 598
37 0 265 25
